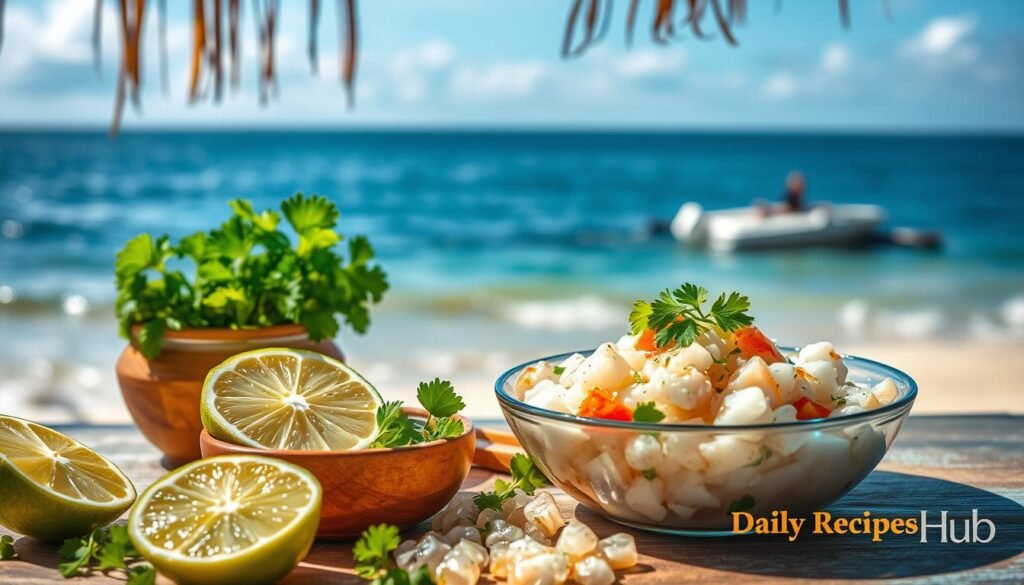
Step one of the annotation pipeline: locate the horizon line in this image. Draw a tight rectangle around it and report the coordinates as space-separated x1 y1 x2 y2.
1 123 1023 138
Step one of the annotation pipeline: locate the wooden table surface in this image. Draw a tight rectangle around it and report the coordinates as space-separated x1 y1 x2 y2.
2 415 1022 584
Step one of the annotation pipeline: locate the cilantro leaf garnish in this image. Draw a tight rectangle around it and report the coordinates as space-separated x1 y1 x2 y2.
353 524 400 580
474 454 550 511
372 380 467 447
628 283 754 349
0 535 16 560
416 379 466 419
371 401 422 448
424 417 465 442
632 401 666 423
745 445 773 467
115 194 389 358
353 524 436 584
59 525 154 580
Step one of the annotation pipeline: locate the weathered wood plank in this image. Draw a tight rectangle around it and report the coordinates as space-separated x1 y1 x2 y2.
2 415 1022 584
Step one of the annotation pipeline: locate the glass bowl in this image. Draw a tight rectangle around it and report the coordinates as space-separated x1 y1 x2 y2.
495 347 917 536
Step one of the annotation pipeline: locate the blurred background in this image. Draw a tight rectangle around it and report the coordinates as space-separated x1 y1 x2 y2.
0 0 1022 422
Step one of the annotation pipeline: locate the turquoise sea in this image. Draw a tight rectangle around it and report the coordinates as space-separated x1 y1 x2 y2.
0 130 1022 419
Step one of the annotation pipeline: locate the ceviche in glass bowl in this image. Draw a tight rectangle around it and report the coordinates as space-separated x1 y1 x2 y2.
495 284 917 535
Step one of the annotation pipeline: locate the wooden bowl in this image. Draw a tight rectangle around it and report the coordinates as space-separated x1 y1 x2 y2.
199 407 475 539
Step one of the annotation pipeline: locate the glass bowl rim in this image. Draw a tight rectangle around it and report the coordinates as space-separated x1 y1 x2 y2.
495 346 917 432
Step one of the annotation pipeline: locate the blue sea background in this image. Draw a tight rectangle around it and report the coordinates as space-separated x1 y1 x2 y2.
1 130 1022 420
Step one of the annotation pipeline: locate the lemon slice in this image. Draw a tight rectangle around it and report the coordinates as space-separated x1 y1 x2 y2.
201 348 382 450
0 415 136 541
129 455 321 585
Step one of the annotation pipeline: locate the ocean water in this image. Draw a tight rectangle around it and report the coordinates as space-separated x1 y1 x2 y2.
0 130 1022 420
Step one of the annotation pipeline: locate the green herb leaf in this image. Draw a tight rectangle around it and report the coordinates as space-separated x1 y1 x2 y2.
136 319 166 360
474 454 549 511
632 401 666 423
628 300 653 336
353 524 400 580
58 531 99 578
628 283 754 349
371 402 421 448
745 445 773 467
126 565 158 585
709 291 754 332
282 193 339 233
425 417 464 441
728 495 757 515
115 234 160 281
552 365 565 375
0 535 16 560
416 379 465 419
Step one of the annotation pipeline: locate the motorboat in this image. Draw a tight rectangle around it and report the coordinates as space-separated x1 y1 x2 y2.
670 202 887 251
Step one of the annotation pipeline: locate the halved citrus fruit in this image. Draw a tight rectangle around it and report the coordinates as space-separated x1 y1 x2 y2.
129 455 321 585
201 348 381 450
0 415 136 541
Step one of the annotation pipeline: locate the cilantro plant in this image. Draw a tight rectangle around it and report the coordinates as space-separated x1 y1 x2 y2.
473 453 550 511
115 194 388 358
371 379 468 448
59 525 156 584
629 283 753 349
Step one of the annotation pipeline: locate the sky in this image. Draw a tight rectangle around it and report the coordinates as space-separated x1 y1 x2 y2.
0 0 1021 131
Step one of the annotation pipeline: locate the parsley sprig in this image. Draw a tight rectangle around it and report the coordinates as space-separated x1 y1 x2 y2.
353 524 434 585
629 283 753 349
0 535 16 560
473 454 550 511
632 401 666 423
58 525 156 584
115 194 388 358
371 379 467 448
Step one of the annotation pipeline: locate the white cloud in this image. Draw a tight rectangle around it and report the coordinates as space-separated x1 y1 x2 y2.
388 39 457 103
761 71 798 100
612 49 685 80
821 43 851 74
449 62 546 101
901 15 978 64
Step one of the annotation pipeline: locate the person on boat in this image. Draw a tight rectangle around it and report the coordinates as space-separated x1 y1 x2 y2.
781 171 807 213
754 170 808 217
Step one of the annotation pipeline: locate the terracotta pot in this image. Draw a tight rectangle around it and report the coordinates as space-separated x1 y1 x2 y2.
199 408 476 539
116 324 342 468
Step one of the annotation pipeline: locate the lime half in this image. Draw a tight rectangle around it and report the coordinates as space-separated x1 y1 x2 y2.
129 455 322 585
201 348 382 450
0 415 136 541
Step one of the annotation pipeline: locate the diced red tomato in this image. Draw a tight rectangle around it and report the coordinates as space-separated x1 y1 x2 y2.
734 326 785 364
635 329 659 352
793 397 832 420
578 388 633 421
635 327 677 353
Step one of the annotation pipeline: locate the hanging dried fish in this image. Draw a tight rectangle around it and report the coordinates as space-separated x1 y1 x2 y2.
158 0 168 94
229 0 240 89
564 0 869 57
189 0 205 102
309 0 319 74
562 0 611 57
93 0 103 74
340 0 357 107
211 0 223 101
